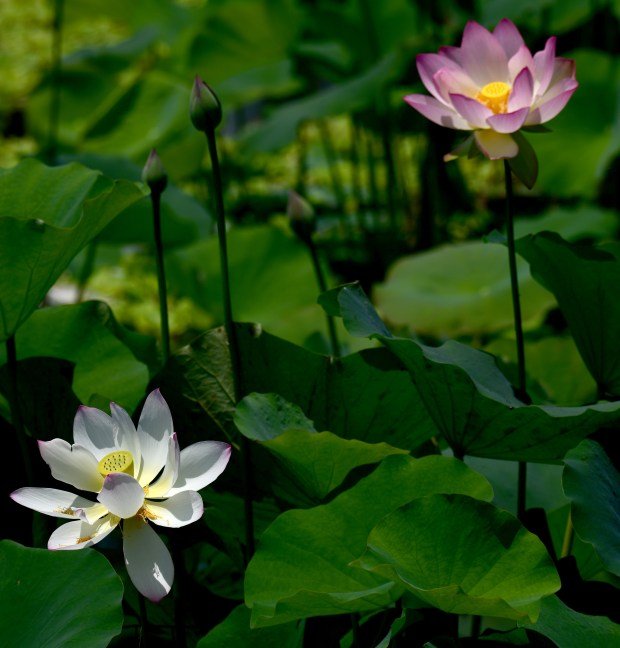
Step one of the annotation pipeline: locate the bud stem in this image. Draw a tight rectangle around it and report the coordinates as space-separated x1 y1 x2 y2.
150 188 171 362
308 240 341 357
204 128 255 561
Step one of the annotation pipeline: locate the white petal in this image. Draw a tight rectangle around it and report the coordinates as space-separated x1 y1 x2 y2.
167 441 231 497
97 473 145 519
474 130 518 159
137 389 173 487
73 406 118 460
110 402 141 479
39 439 103 492
48 514 118 550
123 517 174 602
146 491 203 528
10 487 97 520
147 433 180 499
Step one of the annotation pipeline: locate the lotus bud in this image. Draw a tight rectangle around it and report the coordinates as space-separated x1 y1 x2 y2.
287 190 316 245
142 149 168 194
190 75 222 132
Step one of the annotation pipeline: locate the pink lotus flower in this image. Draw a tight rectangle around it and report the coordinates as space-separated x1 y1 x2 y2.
405 19 578 163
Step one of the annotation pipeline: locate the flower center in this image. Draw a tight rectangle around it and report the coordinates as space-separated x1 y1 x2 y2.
476 81 511 114
98 450 134 476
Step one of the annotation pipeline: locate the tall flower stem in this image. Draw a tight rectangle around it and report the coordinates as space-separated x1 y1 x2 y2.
6 335 33 485
150 189 171 362
204 128 255 560
504 161 528 520
308 239 341 358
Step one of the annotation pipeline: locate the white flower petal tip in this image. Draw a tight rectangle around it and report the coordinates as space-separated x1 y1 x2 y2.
9 487 104 521
146 491 204 528
405 20 575 146
167 441 232 497
97 473 145 519
38 439 104 492
48 514 118 551
137 389 174 487
123 517 174 602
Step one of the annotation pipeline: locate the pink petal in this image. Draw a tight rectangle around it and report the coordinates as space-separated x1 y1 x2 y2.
550 57 576 87
459 21 509 85
525 79 578 125
434 68 478 103
508 67 534 111
449 94 493 129
533 37 556 97
438 46 462 64
416 53 459 104
508 44 535 83
493 19 525 58
474 130 518 159
487 107 530 133
404 94 470 130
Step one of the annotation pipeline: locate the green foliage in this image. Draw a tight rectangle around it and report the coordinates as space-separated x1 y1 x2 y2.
244 454 493 627
0 541 124 648
356 495 560 620
563 440 620 577
0 159 145 341
516 231 620 397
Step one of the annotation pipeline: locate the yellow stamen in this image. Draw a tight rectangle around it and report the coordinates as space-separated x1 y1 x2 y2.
56 506 76 516
77 535 93 544
97 450 134 476
137 505 158 522
476 81 511 114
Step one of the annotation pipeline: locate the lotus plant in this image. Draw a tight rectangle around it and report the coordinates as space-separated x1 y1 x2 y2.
10 389 231 602
405 19 578 186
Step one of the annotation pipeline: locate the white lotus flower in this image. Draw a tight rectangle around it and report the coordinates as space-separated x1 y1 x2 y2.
10 389 231 602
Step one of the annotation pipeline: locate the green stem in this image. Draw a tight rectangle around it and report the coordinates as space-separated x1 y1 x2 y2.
6 335 33 485
504 160 528 520
138 595 149 646
308 240 341 357
561 509 575 558
350 613 361 647
76 241 97 303
204 129 255 560
48 0 65 163
471 615 482 639
151 189 171 362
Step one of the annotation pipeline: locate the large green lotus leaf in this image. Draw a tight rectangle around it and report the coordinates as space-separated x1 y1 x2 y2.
197 604 303 648
321 283 620 460
512 204 618 242
167 225 339 346
0 301 154 413
519 595 620 646
374 240 553 338
0 159 145 341
262 428 407 504
355 494 559 621
531 50 620 198
563 440 620 577
234 393 406 505
234 392 316 441
244 454 493 627
160 325 436 450
485 335 597 406
516 231 620 397
61 152 212 246
0 540 123 648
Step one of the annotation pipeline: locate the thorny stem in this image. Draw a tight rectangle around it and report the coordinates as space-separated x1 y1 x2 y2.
504 161 529 521
150 189 171 362
561 509 575 558
204 129 255 561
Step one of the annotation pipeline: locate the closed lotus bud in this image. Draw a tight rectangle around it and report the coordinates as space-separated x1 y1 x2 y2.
287 190 316 244
190 75 222 132
142 149 168 194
